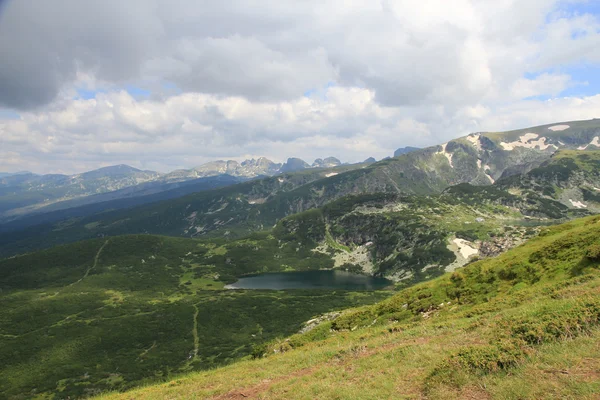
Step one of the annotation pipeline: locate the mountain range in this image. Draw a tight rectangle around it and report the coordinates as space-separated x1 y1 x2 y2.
0 156 345 222
2 118 598 257
1 118 600 399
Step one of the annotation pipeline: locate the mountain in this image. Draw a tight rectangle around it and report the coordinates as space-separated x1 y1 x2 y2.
0 150 597 284
363 157 377 164
1 119 599 257
4 117 597 225
312 157 342 168
393 146 420 157
279 157 311 173
0 175 242 234
0 165 161 220
165 157 283 181
74 164 154 180
99 214 600 399
0 171 32 178
0 155 349 223
0 162 369 256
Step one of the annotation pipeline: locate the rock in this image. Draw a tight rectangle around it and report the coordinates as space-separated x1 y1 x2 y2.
298 311 342 334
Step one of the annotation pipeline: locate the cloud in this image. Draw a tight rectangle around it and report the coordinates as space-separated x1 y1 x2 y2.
2 88 600 174
0 0 600 173
3 0 598 109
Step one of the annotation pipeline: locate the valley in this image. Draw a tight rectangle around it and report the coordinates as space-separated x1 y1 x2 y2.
0 236 390 399
99 214 600 400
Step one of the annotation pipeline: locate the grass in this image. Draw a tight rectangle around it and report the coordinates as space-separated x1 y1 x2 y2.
97 215 600 399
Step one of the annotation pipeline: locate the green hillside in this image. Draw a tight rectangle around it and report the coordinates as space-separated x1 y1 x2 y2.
99 214 600 399
0 235 389 399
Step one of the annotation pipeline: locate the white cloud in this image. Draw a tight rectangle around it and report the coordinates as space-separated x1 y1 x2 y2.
510 73 574 99
2 88 600 174
0 0 600 173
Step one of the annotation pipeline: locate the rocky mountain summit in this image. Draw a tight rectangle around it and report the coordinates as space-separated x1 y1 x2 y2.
393 146 421 157
312 157 342 168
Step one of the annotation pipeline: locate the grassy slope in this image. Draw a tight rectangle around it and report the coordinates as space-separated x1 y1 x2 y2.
0 235 390 399
100 215 600 399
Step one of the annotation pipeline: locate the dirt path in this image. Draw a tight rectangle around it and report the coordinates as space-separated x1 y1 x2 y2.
191 304 200 360
69 239 110 287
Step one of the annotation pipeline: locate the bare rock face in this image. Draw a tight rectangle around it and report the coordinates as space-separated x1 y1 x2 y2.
479 227 537 258
280 157 311 173
298 311 342 334
312 157 342 168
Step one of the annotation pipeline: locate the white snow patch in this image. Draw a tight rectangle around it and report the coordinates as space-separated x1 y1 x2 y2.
548 125 570 131
500 133 557 151
278 177 284 183
483 164 494 182
593 187 600 192
569 199 587 209
466 134 482 150
445 238 479 272
477 159 482 169
453 239 479 259
578 137 600 150
436 143 454 167
578 136 600 150
325 172 339 177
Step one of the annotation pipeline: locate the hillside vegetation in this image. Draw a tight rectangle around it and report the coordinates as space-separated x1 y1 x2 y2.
92 215 600 399
0 236 389 399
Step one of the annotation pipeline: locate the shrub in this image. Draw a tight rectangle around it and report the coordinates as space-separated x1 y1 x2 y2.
501 299 600 345
331 309 375 331
585 244 600 261
449 340 528 374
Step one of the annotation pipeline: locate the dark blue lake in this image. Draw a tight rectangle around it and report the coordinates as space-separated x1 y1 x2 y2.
226 270 392 290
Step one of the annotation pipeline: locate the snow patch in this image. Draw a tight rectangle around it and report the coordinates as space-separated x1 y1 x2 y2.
453 239 479 259
325 172 338 177
278 178 284 183
569 199 587 209
436 143 454 167
477 159 482 169
500 133 557 151
466 134 482 150
548 124 570 131
577 137 600 150
445 237 479 272
483 164 494 182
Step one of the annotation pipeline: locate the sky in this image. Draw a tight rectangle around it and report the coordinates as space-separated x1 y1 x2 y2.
0 0 600 174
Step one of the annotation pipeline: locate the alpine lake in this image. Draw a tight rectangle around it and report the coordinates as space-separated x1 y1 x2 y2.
226 269 393 290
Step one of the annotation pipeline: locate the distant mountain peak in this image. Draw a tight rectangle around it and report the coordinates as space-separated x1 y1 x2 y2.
393 146 421 157
312 157 341 168
363 157 376 164
280 157 311 173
